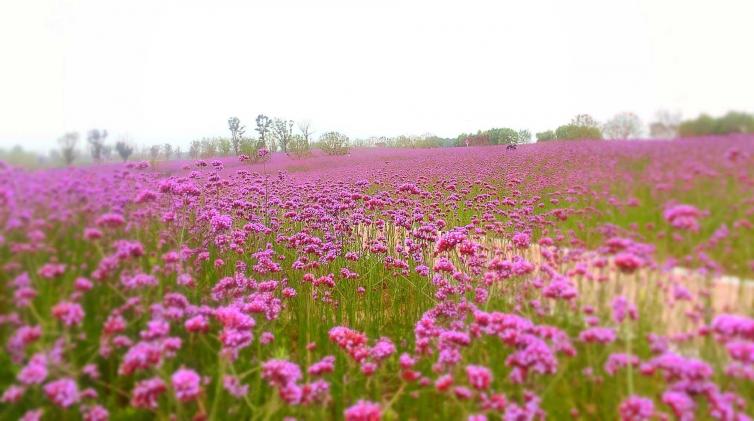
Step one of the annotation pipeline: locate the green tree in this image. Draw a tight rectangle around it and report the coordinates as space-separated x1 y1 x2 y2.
536 130 556 142
272 118 294 153
318 131 349 155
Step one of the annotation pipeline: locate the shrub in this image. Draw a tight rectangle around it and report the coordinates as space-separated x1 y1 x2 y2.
318 131 350 156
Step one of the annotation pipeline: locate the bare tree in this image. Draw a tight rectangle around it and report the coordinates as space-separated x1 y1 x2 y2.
58 132 79 165
174 146 182 160
87 129 108 162
189 140 201 159
298 120 314 147
571 114 600 128
649 110 681 139
603 112 643 139
163 143 173 160
228 117 245 155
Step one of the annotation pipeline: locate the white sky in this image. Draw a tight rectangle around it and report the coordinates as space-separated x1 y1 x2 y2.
1 0 753 151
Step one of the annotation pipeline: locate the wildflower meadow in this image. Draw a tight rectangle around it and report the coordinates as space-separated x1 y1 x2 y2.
1 136 753 420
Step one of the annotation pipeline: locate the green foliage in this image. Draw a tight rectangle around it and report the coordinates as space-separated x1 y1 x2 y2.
0 146 46 168
679 111 754 137
239 138 271 163
272 118 295 153
485 127 519 145
554 124 603 140
218 138 232 156
536 130 556 142
318 131 350 155
287 134 311 158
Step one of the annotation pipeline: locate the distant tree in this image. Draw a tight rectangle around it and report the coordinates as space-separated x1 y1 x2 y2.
603 112 643 139
318 131 350 155
571 114 600 128
57 132 79 165
536 130 556 142
484 128 519 145
554 114 603 140
716 111 754 134
102 144 113 160
516 129 531 144
149 145 160 162
228 117 245 155
272 118 294 153
200 138 218 158
678 111 754 137
115 140 134 162
87 129 108 162
174 146 182 159
189 140 201 159
463 133 491 146
218 138 232 156
255 114 273 150
163 143 173 160
298 120 313 148
288 134 311 158
649 110 681 139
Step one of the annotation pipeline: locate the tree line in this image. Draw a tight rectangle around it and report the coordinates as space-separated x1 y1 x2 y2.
5 109 753 168
535 110 754 142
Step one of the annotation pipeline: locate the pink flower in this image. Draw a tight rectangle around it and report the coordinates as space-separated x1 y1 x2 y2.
618 395 654 420
308 356 335 376
663 204 703 232
1 385 26 403
52 301 85 326
611 296 638 324
18 354 47 385
223 375 249 398
344 400 381 421
131 377 166 409
614 252 644 273
82 404 109 421
20 409 43 421
37 263 66 279
262 359 302 388
43 378 79 408
466 365 493 390
512 232 531 248
579 327 616 344
171 368 201 402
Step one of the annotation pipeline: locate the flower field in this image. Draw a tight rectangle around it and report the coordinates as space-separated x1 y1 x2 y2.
1 136 753 420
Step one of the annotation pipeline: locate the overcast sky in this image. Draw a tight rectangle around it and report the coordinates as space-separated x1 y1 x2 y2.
1 0 753 151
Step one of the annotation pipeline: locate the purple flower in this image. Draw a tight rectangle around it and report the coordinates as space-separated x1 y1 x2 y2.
131 377 166 409
344 399 381 421
466 365 493 390
171 367 201 402
618 395 654 421
579 327 616 344
43 378 79 408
